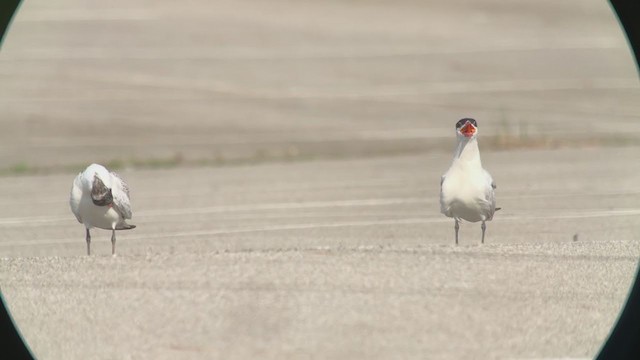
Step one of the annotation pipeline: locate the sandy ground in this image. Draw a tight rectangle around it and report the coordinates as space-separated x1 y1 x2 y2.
1 0 640 359
2 150 640 359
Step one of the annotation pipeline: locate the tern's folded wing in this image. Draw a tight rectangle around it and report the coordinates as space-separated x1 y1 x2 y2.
482 169 497 213
69 172 83 223
110 171 132 219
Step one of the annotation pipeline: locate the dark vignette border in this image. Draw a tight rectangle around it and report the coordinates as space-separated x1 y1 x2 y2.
2 2 41 360
598 3 640 359
0 0 20 47
0 1 639 359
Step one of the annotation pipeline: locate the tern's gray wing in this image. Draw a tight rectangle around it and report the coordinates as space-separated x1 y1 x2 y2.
110 171 132 219
483 170 497 216
69 172 83 223
486 185 496 207
439 174 449 215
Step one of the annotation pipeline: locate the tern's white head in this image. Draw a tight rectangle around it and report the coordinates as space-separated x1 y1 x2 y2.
82 164 113 206
455 118 478 140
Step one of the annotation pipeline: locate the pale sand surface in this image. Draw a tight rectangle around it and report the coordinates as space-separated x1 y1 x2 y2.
1 149 640 359
1 0 640 359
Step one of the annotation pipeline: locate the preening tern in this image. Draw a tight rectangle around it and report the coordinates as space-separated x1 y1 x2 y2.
70 163 135 255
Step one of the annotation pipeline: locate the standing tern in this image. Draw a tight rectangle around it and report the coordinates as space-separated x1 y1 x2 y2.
70 163 136 255
440 118 499 244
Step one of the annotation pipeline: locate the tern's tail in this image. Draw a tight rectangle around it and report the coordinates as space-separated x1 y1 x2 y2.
495 207 502 211
116 223 136 230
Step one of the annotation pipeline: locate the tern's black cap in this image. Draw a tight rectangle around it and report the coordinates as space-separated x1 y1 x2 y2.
456 118 477 129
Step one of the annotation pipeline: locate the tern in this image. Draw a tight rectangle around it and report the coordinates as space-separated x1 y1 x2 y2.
70 163 136 255
440 118 499 245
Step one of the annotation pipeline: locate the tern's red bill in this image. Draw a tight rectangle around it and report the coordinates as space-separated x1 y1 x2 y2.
460 122 476 138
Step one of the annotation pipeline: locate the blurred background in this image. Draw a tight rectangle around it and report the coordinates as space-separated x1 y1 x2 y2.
3 2 640 359
1 0 639 173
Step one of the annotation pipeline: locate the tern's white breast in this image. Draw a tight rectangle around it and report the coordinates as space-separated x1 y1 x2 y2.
78 196 121 230
440 167 491 222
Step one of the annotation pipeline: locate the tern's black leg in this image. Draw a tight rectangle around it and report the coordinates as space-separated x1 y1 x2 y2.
454 219 459 245
481 221 486 244
111 229 116 255
86 228 91 255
